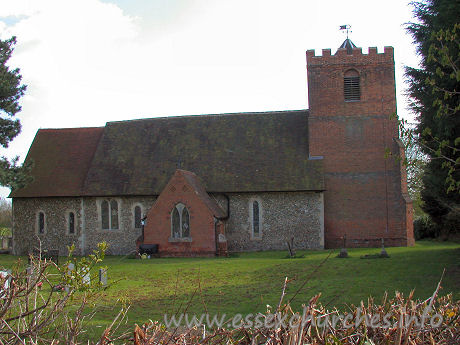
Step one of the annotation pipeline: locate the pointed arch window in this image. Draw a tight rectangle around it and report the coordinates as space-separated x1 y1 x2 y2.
134 205 142 228
37 212 46 234
344 69 360 101
68 212 75 234
171 203 190 239
252 201 260 237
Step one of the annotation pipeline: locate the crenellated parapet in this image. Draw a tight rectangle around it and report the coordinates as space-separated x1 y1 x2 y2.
306 46 394 66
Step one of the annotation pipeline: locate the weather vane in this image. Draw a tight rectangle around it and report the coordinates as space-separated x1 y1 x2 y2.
339 24 352 39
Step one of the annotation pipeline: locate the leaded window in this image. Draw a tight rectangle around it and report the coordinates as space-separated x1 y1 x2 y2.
252 201 260 236
101 199 119 230
38 212 45 234
171 203 190 238
134 205 142 228
68 212 75 234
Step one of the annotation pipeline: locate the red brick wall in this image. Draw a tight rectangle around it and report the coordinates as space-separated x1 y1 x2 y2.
142 172 217 256
307 46 414 248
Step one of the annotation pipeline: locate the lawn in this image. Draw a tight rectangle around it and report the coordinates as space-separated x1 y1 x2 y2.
0 240 458 338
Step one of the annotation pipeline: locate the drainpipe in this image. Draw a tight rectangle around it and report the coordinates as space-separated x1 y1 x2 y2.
213 193 229 256
214 218 219 255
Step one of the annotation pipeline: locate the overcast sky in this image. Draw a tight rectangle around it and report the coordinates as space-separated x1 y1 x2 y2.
0 0 420 198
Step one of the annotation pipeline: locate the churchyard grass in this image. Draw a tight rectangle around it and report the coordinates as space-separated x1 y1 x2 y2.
0 240 458 340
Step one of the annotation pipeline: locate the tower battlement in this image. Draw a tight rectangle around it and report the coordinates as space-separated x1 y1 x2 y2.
306 46 394 66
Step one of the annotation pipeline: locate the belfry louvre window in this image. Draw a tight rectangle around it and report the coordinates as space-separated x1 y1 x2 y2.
344 69 360 101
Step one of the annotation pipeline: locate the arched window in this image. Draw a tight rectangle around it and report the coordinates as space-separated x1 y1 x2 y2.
37 212 46 234
134 205 142 228
252 201 260 236
171 203 190 238
101 199 119 230
68 212 75 234
101 200 109 229
344 69 360 101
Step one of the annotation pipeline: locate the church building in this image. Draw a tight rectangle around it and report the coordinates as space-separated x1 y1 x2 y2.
10 40 414 256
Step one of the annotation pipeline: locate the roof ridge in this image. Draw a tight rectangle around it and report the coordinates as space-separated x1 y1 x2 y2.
107 109 309 125
38 127 104 132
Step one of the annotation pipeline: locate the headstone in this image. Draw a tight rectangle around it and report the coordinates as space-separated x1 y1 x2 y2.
0 270 12 298
26 265 37 285
67 262 75 274
99 268 107 287
380 238 390 258
65 263 75 293
82 268 90 286
337 234 349 258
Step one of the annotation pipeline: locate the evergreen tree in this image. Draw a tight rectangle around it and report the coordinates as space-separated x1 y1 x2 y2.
405 0 460 235
0 36 30 190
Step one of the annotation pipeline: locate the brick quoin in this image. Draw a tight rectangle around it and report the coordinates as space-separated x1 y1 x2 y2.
306 46 414 248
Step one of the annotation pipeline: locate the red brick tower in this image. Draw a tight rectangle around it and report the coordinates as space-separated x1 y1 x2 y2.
306 41 414 248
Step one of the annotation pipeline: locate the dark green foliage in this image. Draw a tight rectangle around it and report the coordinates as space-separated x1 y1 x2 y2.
0 36 30 190
0 198 11 229
0 36 25 146
413 214 440 239
0 156 32 191
405 0 460 235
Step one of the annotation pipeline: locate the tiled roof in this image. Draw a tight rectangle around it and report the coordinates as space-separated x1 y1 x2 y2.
12 110 324 197
10 127 104 197
178 170 226 218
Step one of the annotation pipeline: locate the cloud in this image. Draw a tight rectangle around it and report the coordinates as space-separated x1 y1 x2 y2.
0 0 420 198
0 0 140 155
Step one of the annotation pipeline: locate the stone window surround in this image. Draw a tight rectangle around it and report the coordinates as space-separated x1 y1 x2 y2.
66 210 77 235
36 210 46 235
132 203 143 229
96 198 122 231
249 198 263 240
169 202 192 242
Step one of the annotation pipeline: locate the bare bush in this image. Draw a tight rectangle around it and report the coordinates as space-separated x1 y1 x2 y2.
0 242 130 344
132 281 459 345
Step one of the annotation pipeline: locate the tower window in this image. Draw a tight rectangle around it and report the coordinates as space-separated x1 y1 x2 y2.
344 69 360 101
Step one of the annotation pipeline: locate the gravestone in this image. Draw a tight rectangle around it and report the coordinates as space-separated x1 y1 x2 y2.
82 267 90 286
337 234 349 258
0 270 12 298
380 238 390 258
26 265 37 285
64 263 75 293
99 268 107 287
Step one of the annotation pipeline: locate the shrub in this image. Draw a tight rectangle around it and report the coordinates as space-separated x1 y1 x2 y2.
413 215 439 240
